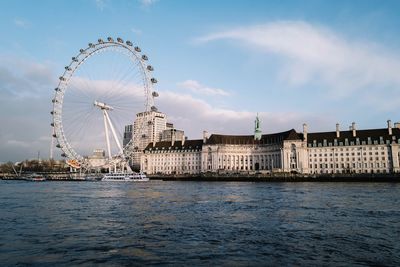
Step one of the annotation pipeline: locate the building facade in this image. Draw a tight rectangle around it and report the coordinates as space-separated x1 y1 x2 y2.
140 118 400 175
306 121 400 174
123 110 169 169
141 139 202 175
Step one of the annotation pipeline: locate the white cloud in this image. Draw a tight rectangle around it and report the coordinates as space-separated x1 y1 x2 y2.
0 55 56 98
197 21 400 98
0 55 57 161
131 27 142 35
177 80 230 96
14 18 29 28
139 0 157 7
95 0 106 11
156 90 329 139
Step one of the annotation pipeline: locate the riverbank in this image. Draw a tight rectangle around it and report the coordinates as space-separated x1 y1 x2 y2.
2 172 400 182
148 173 400 182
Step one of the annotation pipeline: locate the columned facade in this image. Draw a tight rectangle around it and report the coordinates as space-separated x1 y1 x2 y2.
140 120 400 176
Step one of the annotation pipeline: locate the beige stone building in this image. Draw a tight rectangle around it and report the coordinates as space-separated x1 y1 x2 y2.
141 117 400 175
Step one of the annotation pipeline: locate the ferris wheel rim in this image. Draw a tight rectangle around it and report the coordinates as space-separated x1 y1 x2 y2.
51 37 157 169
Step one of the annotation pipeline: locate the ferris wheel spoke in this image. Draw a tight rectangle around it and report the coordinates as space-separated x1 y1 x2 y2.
52 38 154 169
112 58 142 90
104 55 143 101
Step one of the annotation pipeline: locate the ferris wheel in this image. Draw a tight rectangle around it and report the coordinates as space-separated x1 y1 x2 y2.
50 37 157 170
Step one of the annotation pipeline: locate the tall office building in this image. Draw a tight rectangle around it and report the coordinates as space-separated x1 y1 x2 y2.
123 110 170 170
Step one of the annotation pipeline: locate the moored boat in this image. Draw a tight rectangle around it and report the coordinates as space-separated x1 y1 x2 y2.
24 173 46 181
101 172 149 182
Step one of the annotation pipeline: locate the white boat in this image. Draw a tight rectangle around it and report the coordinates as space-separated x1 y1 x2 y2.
101 172 149 182
24 173 46 182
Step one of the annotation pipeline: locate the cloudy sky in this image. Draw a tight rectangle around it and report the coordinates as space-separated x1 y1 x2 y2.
1 0 400 162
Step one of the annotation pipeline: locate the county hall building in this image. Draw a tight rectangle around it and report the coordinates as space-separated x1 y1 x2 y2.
140 113 400 175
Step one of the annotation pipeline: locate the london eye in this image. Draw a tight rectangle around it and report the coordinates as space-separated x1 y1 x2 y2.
51 37 157 171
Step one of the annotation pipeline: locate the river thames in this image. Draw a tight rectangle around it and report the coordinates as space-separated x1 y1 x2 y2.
0 180 399 266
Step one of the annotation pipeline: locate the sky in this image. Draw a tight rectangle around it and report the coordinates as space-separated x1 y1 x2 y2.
1 0 400 162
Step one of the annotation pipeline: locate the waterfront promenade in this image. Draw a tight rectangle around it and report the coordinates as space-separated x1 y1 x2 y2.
2 171 400 182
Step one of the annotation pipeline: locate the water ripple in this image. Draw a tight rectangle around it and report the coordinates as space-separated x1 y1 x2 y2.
0 181 399 266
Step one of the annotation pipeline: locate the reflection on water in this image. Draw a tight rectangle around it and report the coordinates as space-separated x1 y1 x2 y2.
0 181 399 265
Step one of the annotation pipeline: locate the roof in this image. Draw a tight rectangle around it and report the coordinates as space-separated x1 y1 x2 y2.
144 139 203 151
206 129 303 145
307 128 400 145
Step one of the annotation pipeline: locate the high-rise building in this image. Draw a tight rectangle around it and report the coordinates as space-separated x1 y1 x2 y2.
124 110 171 170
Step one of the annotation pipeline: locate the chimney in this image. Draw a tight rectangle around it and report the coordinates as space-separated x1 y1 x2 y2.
394 122 400 129
336 123 340 138
182 135 185 146
352 122 356 137
171 130 175 146
388 120 392 135
303 123 308 142
203 131 208 144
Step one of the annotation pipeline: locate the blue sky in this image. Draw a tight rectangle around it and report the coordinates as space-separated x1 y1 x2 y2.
1 0 400 161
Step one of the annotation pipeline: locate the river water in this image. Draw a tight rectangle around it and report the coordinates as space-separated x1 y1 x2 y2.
0 180 399 266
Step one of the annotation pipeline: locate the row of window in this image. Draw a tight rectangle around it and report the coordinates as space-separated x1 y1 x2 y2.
311 151 387 157
310 162 387 169
310 157 387 162
310 146 387 152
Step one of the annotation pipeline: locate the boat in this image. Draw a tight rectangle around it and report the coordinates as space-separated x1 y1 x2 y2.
24 173 46 182
101 172 149 182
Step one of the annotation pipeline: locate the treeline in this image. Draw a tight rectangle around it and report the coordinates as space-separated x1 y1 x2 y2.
0 159 69 174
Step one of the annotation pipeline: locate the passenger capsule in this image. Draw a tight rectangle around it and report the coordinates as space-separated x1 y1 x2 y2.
150 78 157 84
147 65 154 71
98 38 104 43
51 123 54 127
134 46 141 52
61 153 67 157
54 88 59 91
126 40 133 46
65 66 72 71
52 134 57 138
141 55 148 61
56 144 61 148
117 37 124 43
59 76 66 81
50 111 55 115
151 106 158 111
152 91 159 97
72 57 78 62
107 37 114 42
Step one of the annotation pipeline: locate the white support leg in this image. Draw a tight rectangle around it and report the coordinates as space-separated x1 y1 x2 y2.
103 110 112 160
104 110 124 155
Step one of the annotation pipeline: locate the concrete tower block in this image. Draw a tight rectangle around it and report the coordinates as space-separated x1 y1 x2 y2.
203 131 208 144
336 123 340 138
303 123 308 142
388 120 393 135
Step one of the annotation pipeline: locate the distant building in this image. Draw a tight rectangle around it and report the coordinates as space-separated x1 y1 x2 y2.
305 121 400 174
141 139 202 175
87 149 106 170
141 118 400 175
161 129 185 142
123 110 176 170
